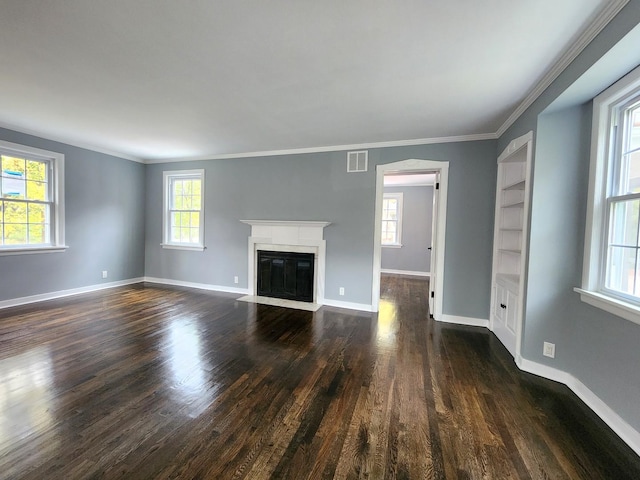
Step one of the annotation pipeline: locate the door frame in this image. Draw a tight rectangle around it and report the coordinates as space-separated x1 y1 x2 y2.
372 159 449 319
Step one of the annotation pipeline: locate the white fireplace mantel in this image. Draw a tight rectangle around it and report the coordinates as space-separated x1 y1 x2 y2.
240 220 330 304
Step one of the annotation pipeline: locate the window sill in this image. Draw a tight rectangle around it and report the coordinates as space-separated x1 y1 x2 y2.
161 244 205 252
0 245 69 256
382 244 403 249
574 287 640 326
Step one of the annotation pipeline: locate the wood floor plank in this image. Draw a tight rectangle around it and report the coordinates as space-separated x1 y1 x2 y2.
1 276 639 479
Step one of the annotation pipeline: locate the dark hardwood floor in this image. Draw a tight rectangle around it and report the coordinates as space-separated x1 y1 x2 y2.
0 275 639 479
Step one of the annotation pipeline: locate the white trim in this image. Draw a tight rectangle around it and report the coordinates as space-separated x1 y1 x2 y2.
373 159 448 319
439 314 489 328
381 269 430 277
240 220 331 229
0 245 69 256
0 139 65 252
574 288 640 326
143 276 249 295
322 299 375 312
162 169 205 250
0 277 144 310
160 244 205 252
516 355 640 457
496 0 630 137
145 134 497 164
579 63 640 323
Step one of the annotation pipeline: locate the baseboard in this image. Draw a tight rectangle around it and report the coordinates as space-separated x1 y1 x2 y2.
517 356 640 457
381 269 430 277
0 277 145 310
322 299 375 312
438 314 489 328
143 276 249 295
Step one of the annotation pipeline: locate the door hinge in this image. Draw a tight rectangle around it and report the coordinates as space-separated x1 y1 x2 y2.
430 291 434 298
435 182 440 190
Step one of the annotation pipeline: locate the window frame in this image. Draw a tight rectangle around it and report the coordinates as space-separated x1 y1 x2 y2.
162 169 205 251
381 192 403 247
0 140 66 256
577 64 640 325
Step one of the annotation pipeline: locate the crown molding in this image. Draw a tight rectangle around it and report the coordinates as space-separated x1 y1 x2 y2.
144 132 497 164
496 0 629 138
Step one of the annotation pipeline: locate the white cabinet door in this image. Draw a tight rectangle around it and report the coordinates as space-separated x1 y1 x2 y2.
492 280 518 358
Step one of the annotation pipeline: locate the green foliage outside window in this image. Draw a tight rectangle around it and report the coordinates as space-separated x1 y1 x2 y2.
1 155 51 246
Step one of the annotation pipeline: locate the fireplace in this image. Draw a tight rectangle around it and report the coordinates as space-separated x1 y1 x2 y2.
257 250 315 302
240 220 330 305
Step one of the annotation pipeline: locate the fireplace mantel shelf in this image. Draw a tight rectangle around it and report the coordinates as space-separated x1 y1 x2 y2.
240 220 331 228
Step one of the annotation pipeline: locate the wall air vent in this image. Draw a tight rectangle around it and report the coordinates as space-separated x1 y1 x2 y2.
347 150 368 173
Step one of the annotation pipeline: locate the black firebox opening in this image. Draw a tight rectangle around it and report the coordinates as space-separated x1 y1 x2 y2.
257 250 315 303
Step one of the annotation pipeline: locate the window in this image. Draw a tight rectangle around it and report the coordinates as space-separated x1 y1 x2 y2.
381 192 403 247
0 140 65 255
578 64 640 324
162 169 205 251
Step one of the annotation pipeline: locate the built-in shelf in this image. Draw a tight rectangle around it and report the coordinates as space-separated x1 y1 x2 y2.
491 131 533 360
503 180 526 190
502 200 525 208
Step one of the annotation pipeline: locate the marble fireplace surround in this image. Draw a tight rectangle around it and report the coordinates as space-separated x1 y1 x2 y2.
240 220 331 305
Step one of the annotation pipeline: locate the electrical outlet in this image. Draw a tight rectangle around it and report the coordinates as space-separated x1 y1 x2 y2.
234 276 239 284
102 270 108 279
543 342 555 358
339 287 345 296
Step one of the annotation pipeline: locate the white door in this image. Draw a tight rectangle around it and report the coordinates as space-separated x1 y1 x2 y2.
492 281 518 357
428 173 439 315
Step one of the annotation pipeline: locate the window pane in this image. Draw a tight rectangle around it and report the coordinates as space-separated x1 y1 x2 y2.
182 194 192 210
5 223 27 244
623 150 640 194
2 156 26 199
190 227 200 244
3 201 27 224
26 159 47 182
28 203 46 224
630 106 640 151
28 224 46 244
609 198 640 246
606 246 637 295
180 227 191 243
26 180 47 201
191 194 201 210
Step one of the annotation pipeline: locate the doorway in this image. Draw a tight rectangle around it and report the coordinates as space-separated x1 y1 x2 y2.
372 159 449 319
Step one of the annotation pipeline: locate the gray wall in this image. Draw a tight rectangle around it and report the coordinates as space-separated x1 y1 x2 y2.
381 185 433 273
0 127 146 302
144 140 497 318
498 0 640 432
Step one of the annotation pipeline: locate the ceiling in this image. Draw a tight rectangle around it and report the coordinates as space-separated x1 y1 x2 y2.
384 173 435 187
0 0 613 162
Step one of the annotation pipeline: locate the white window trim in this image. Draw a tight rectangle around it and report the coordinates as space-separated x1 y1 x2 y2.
0 140 67 256
381 192 403 247
576 64 640 325
162 169 205 252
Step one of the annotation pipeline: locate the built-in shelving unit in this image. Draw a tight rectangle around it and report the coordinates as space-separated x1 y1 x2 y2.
490 131 533 359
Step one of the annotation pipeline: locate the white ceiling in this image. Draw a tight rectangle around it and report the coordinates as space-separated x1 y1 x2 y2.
0 0 612 162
